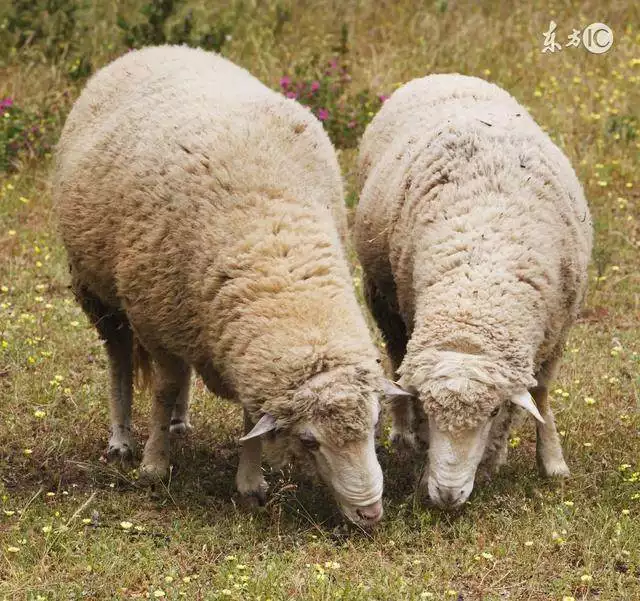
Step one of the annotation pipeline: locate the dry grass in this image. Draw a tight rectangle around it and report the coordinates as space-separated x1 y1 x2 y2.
1 1 639 599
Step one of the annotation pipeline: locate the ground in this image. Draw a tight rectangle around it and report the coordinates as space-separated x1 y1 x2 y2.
0 1 639 600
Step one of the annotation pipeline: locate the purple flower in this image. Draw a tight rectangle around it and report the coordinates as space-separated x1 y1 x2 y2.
310 80 320 92
317 108 329 121
286 91 297 99
0 98 14 110
378 94 389 103
280 76 291 89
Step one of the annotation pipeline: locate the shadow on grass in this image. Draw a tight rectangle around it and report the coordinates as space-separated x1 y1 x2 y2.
1 414 574 543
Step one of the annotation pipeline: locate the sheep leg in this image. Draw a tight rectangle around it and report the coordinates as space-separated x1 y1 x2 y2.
169 368 192 435
389 398 417 449
140 355 190 480
479 403 519 479
236 408 268 505
76 285 135 463
363 276 416 447
531 385 570 478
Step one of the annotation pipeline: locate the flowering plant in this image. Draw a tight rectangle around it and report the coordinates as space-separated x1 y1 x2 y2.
1 98 63 173
279 58 386 149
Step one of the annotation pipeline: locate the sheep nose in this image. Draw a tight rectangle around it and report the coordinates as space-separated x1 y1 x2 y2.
435 485 464 506
356 500 383 523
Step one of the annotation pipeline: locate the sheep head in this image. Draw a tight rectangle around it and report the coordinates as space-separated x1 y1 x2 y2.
244 366 385 527
391 350 541 508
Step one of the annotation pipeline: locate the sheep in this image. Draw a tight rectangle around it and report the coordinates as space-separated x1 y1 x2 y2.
53 45 387 526
355 74 593 508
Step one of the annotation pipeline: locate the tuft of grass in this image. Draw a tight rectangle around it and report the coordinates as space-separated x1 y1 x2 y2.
1 1 639 599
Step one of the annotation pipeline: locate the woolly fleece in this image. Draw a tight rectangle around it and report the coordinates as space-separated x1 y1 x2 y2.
54 45 383 446
355 74 593 430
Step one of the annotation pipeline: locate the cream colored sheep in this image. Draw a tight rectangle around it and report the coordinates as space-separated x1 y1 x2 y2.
355 74 592 508
54 45 386 526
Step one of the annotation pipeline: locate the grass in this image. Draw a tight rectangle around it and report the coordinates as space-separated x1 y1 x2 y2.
1 0 639 599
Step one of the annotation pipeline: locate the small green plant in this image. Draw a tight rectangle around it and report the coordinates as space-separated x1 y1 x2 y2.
2 0 93 79
273 2 291 37
0 97 63 173
278 57 386 149
605 114 638 142
5 0 77 59
117 0 238 52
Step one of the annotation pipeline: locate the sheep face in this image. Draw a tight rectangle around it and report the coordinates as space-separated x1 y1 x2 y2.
252 369 385 527
423 396 504 508
293 420 384 526
422 386 543 508
389 353 544 509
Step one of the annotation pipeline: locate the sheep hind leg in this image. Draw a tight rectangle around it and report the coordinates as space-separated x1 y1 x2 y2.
531 385 570 478
363 276 415 448
76 286 135 463
140 355 190 481
236 409 268 506
169 368 192 435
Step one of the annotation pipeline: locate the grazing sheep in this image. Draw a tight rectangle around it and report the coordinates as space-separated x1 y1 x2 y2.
54 45 387 526
355 74 592 508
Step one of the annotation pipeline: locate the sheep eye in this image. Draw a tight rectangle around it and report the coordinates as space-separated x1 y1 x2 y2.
490 407 500 418
300 430 319 451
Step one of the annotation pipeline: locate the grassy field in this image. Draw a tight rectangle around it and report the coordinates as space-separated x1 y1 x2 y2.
1 1 639 599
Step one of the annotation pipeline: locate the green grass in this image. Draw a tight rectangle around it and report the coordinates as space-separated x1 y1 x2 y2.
1 1 639 599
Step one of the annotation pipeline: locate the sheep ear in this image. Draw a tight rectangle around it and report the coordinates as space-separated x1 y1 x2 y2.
239 413 277 442
382 379 414 398
511 390 545 423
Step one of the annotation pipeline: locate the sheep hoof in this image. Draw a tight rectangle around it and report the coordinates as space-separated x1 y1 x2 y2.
237 478 268 508
540 460 570 479
390 430 417 451
240 489 268 509
105 438 134 463
139 461 170 483
169 419 192 436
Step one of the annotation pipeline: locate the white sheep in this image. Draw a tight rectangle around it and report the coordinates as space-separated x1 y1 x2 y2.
54 45 387 526
355 74 593 508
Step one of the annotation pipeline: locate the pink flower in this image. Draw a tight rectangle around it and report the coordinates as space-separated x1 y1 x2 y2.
378 94 388 103
286 91 297 99
280 76 291 89
317 108 329 121
0 98 14 110
310 81 320 92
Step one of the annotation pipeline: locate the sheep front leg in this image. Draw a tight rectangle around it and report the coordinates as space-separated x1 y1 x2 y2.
389 397 418 449
479 403 518 480
140 357 189 480
531 385 570 478
236 409 268 505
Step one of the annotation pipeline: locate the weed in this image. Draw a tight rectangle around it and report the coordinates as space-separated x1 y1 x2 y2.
2 0 92 78
0 97 64 173
117 0 239 53
605 114 638 143
280 56 385 149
